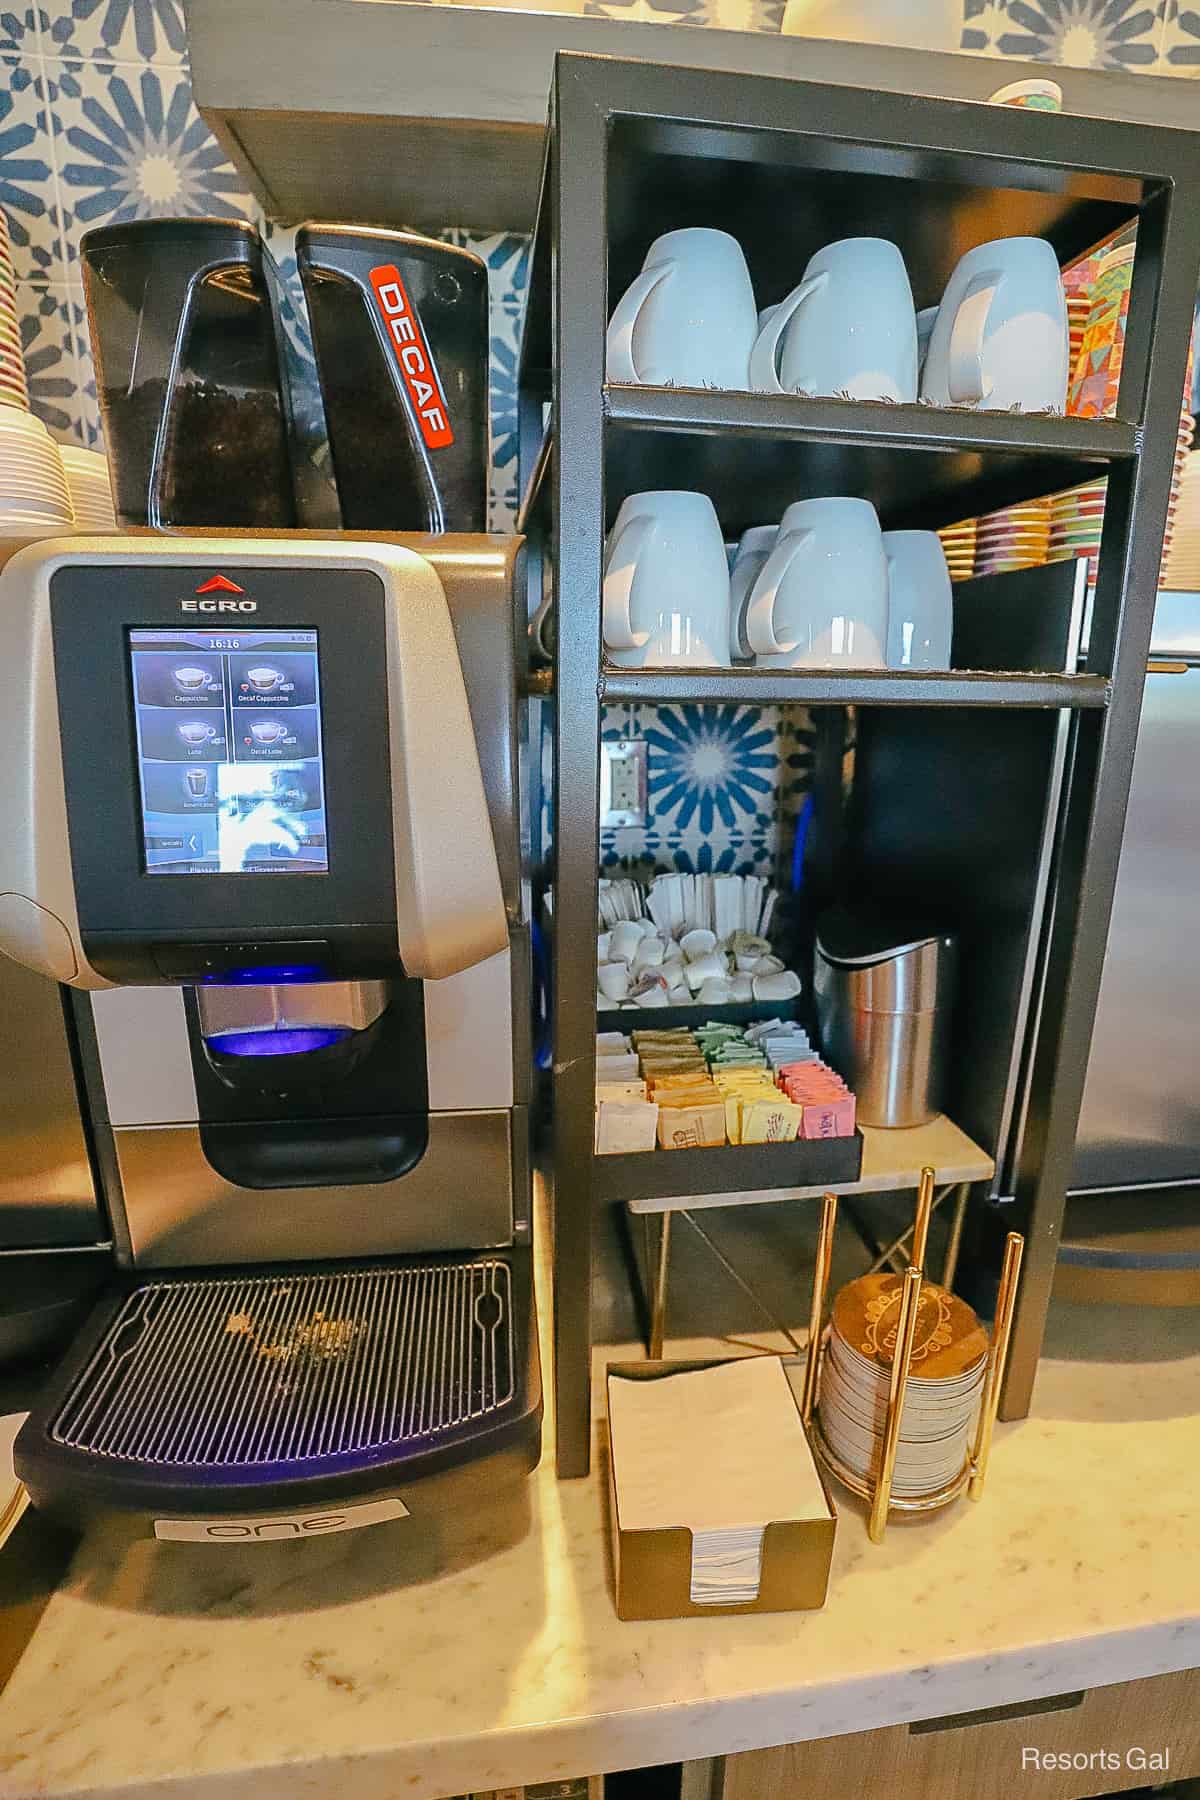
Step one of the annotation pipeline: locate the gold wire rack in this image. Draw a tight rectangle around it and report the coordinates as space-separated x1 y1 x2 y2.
803 1171 1024 1542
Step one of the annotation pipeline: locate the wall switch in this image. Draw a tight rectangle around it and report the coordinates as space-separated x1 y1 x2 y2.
600 739 648 828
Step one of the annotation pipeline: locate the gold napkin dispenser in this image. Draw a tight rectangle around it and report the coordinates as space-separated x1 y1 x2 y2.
606 1359 837 1622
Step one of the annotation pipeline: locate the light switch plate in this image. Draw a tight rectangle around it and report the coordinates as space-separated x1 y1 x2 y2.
600 739 648 828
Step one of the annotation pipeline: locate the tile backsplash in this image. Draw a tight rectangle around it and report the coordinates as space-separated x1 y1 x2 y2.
2 0 1196 882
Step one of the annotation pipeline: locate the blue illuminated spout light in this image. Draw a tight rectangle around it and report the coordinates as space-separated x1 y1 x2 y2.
202 964 326 986
206 1026 354 1059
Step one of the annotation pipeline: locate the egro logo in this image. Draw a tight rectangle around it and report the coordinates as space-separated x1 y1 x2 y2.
180 599 258 613
369 264 454 451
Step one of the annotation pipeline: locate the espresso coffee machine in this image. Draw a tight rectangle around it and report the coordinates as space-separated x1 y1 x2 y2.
0 534 538 1539
0 219 539 1542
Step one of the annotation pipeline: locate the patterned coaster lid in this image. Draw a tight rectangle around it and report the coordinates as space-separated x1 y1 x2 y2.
831 1272 988 1381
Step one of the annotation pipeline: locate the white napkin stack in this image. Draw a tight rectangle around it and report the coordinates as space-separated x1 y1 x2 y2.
608 1357 830 1606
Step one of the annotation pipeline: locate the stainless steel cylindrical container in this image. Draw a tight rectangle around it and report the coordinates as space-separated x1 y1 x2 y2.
814 909 957 1129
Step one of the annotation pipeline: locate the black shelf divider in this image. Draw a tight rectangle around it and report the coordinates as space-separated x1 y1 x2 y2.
521 48 1200 1479
600 668 1110 710
593 1133 864 1208
604 389 1139 532
605 384 1138 460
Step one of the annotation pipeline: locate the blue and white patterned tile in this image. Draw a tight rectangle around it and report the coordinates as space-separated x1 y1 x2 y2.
642 702 782 837
448 230 530 530
1 57 66 281
0 7 47 55
960 0 1012 54
661 826 779 878
779 706 818 819
18 281 79 439
996 0 1162 67
63 275 103 444
51 61 252 258
43 0 185 64
1161 0 1200 67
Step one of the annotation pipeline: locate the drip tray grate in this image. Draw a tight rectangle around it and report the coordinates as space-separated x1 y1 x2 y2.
52 1260 514 1468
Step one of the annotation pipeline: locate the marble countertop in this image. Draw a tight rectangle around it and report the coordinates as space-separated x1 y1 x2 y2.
3 1213 1200 1800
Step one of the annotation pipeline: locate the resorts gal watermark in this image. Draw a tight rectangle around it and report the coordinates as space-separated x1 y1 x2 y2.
1021 1747 1170 1775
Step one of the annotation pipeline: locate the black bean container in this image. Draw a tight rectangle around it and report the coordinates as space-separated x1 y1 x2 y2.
80 217 300 531
296 224 490 533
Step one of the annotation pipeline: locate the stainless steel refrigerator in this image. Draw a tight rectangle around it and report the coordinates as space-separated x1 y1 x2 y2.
1072 588 1200 1194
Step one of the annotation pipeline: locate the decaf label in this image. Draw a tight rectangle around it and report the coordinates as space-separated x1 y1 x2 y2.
833 1273 989 1379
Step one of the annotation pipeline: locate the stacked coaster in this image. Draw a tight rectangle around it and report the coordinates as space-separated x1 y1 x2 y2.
818 1271 988 1500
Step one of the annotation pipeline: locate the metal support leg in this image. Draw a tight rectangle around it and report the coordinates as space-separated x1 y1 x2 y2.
867 1183 955 1276
943 1182 970 1290
650 1211 672 1360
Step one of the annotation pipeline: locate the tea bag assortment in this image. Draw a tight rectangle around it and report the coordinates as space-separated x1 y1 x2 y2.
597 874 801 1010
595 1020 857 1154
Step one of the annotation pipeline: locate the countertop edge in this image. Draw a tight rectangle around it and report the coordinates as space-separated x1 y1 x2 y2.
15 1614 1200 1800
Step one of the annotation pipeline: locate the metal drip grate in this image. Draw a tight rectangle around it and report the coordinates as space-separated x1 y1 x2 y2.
52 1261 514 1468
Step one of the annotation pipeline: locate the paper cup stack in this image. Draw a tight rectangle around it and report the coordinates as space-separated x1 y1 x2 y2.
60 444 116 531
1163 450 1200 590
1046 479 1106 585
0 409 74 537
936 518 977 583
972 496 1052 576
818 1271 989 1501
0 209 27 411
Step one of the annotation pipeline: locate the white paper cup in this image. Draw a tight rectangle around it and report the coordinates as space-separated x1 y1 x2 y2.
685 952 725 991
697 978 734 1005
598 963 631 1003
608 921 643 964
680 928 717 962
633 978 670 1009
633 938 666 970
753 970 803 1002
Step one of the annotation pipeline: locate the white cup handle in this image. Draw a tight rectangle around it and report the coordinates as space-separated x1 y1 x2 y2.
749 272 828 394
605 264 673 384
948 270 1001 404
744 529 814 655
602 514 655 649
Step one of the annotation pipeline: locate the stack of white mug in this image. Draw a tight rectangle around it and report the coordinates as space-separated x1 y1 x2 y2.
603 490 954 673
607 226 1069 412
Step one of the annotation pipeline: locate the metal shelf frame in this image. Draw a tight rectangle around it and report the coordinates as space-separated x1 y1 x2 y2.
517 51 1200 1478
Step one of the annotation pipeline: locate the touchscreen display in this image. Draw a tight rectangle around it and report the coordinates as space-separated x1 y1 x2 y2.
129 627 329 875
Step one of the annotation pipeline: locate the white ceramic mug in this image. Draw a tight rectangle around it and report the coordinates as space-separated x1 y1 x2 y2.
750 238 918 403
744 497 889 671
882 531 954 671
729 525 777 662
602 491 731 669
920 237 1069 413
605 229 758 391
916 305 939 383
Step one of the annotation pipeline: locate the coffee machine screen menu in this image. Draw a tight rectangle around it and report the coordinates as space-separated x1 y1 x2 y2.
128 628 330 875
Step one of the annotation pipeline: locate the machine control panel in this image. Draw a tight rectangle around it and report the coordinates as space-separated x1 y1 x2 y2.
128 625 330 876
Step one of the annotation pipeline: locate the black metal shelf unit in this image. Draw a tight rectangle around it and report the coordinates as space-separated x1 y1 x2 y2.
517 52 1200 1478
